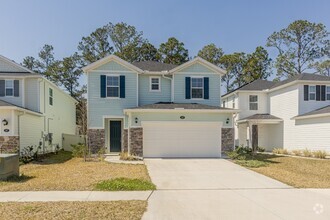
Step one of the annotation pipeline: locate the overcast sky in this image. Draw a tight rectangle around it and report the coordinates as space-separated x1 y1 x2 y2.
1 0 329 85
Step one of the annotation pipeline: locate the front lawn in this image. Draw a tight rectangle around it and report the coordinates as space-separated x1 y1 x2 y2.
96 177 156 191
229 151 330 188
0 151 154 191
0 201 147 220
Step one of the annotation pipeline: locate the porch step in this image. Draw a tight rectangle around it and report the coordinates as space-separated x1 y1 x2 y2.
104 153 120 156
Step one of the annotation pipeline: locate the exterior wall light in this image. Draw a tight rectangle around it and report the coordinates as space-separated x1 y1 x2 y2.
2 119 8 126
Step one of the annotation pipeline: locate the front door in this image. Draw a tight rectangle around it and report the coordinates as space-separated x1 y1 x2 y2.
110 121 121 152
252 125 258 151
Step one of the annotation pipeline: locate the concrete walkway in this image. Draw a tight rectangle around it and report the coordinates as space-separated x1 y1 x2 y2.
0 191 152 202
143 159 330 220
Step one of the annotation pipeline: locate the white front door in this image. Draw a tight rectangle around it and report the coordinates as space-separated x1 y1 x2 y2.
142 121 222 158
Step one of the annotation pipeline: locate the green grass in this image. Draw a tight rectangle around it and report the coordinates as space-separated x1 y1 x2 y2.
95 178 156 191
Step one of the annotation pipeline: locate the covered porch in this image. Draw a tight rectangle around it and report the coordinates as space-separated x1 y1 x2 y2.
237 114 283 152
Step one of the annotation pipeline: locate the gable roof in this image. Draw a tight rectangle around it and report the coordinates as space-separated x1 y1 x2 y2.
240 113 282 121
0 100 42 115
169 57 226 75
82 55 144 73
0 55 38 75
82 55 226 75
222 73 330 98
293 105 330 119
132 61 178 72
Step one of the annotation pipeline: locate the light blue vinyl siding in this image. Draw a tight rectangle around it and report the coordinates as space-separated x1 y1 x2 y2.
178 63 213 73
88 61 137 127
173 73 221 106
0 79 23 107
138 75 171 105
131 112 233 127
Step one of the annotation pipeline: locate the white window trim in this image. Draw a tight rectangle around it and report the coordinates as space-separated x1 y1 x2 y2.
326 86 330 100
309 85 316 100
106 74 120 99
191 76 204 99
5 79 14 97
249 95 258 111
149 76 161 92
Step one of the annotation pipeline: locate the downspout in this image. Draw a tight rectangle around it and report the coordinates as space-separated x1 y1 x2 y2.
162 74 173 102
127 112 131 155
17 111 25 156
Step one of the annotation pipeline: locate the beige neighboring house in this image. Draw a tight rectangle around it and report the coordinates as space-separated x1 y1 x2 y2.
0 55 77 155
222 73 330 152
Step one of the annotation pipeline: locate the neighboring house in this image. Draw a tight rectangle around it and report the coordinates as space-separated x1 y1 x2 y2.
222 73 330 152
83 55 237 158
0 55 77 154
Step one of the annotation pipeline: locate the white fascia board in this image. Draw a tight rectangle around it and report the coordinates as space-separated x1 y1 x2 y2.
292 113 330 120
124 109 239 114
0 55 34 73
169 57 226 75
82 55 143 73
0 106 43 117
237 119 282 124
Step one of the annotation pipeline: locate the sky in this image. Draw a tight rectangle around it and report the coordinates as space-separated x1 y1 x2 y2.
0 0 330 84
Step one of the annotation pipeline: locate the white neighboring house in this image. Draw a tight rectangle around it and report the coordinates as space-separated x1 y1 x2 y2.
0 55 77 154
222 73 330 152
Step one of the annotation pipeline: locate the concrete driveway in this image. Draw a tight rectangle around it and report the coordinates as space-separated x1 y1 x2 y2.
143 159 330 220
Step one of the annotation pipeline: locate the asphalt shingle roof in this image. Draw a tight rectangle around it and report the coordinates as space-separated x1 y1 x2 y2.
129 102 233 110
239 114 282 121
132 61 178 71
296 105 330 118
223 73 330 97
0 99 42 114
0 72 40 76
0 100 16 107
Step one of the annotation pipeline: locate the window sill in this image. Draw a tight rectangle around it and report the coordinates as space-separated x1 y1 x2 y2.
149 90 161 92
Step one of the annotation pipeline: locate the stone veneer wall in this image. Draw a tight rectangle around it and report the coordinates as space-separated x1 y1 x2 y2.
122 129 128 153
129 127 143 157
221 128 234 152
0 136 19 154
88 129 105 153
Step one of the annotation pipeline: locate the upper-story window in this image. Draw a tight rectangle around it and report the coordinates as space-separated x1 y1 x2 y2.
191 77 203 99
222 101 226 107
232 100 235 109
5 80 14 96
49 88 53 106
150 77 161 91
327 86 330 100
309 85 316 100
106 76 119 97
249 95 258 110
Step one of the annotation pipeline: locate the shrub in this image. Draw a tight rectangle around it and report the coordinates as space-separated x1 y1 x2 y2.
292 150 301 156
71 143 86 158
119 152 140 161
97 147 106 161
235 159 268 168
257 146 265 152
302 149 313 157
95 178 156 191
272 148 289 155
313 150 327 159
272 148 281 154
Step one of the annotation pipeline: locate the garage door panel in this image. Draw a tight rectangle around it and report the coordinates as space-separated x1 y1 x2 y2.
142 121 221 158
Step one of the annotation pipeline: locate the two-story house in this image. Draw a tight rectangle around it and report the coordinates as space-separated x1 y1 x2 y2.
222 73 330 152
0 55 77 154
83 55 237 158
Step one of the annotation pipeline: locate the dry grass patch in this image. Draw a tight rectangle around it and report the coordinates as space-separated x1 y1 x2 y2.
250 154 330 188
0 151 151 191
0 201 147 220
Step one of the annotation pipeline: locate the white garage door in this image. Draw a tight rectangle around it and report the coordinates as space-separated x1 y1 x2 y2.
142 121 222 158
